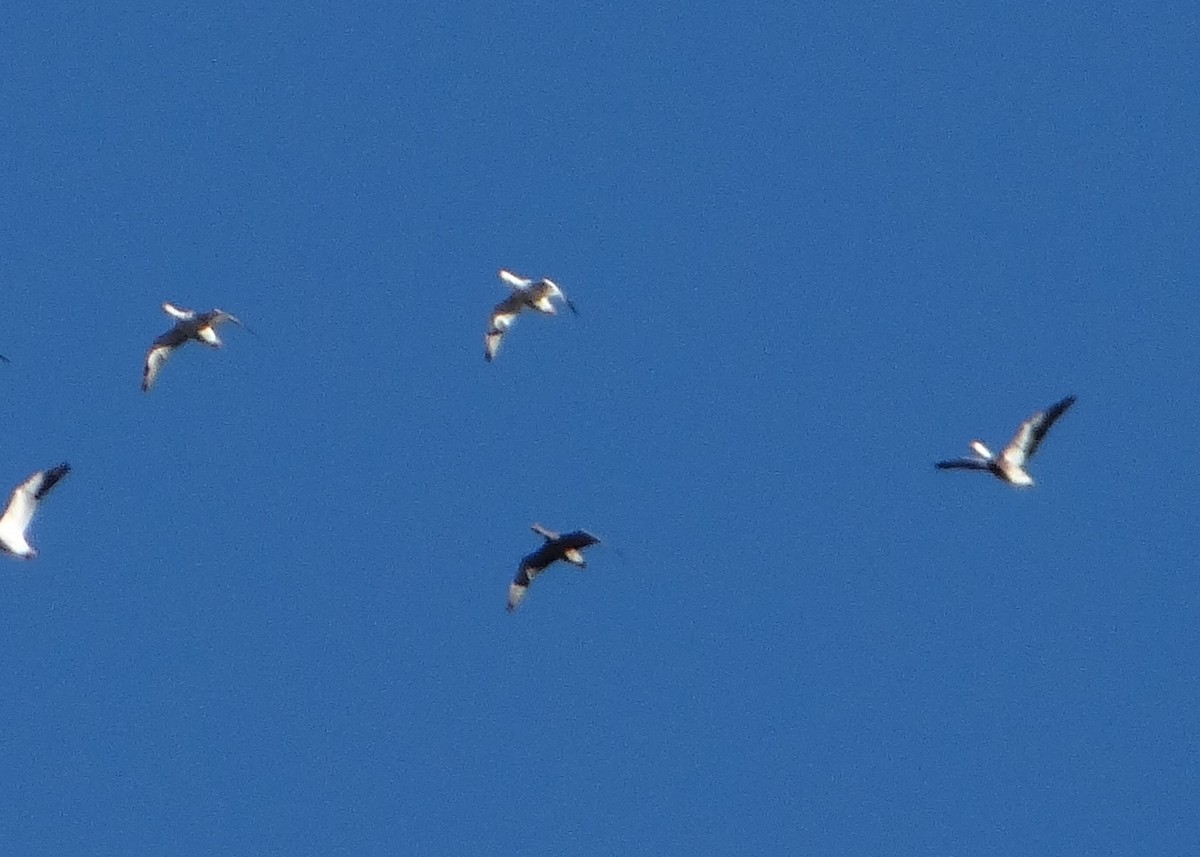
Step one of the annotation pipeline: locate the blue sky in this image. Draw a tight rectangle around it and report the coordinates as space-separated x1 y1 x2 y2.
1 2 1197 854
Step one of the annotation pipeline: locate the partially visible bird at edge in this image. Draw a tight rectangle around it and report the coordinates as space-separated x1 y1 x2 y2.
0 463 70 559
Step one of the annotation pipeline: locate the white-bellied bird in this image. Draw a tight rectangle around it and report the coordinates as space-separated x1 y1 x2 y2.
0 463 70 559
486 269 577 361
936 395 1076 487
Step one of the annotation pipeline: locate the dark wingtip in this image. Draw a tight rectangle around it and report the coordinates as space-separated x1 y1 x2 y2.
34 463 70 500
1050 394 1077 413
1044 394 1077 423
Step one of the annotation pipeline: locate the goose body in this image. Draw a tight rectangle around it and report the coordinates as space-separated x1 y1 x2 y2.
486 269 577 361
0 463 70 559
507 523 600 612
142 303 244 391
936 395 1076 487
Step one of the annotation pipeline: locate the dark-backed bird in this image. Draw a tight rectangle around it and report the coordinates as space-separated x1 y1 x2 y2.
507 523 600 612
0 463 70 559
142 302 244 391
486 269 577 361
936 395 1076 487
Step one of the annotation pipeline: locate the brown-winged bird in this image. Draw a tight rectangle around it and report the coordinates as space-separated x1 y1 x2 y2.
142 302 245 391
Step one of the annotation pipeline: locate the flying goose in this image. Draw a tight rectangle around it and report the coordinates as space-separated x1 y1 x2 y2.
936 395 1076 486
142 303 244 391
486 269 578 361
507 523 600 612
0 463 70 559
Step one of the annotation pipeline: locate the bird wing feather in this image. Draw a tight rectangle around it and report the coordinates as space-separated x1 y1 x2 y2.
1004 395 1075 465
498 269 532 289
935 459 991 471
142 342 179 391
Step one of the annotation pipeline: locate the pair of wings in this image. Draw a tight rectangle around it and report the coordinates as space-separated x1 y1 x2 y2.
937 395 1076 470
142 305 243 391
486 271 578 362
506 528 600 612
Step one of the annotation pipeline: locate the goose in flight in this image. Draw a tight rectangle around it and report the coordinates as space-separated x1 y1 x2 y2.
486 269 577 361
0 463 70 559
142 303 244 391
507 523 600 612
936 395 1076 486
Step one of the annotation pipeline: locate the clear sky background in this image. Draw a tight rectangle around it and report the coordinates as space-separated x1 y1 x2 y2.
1 2 1197 855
